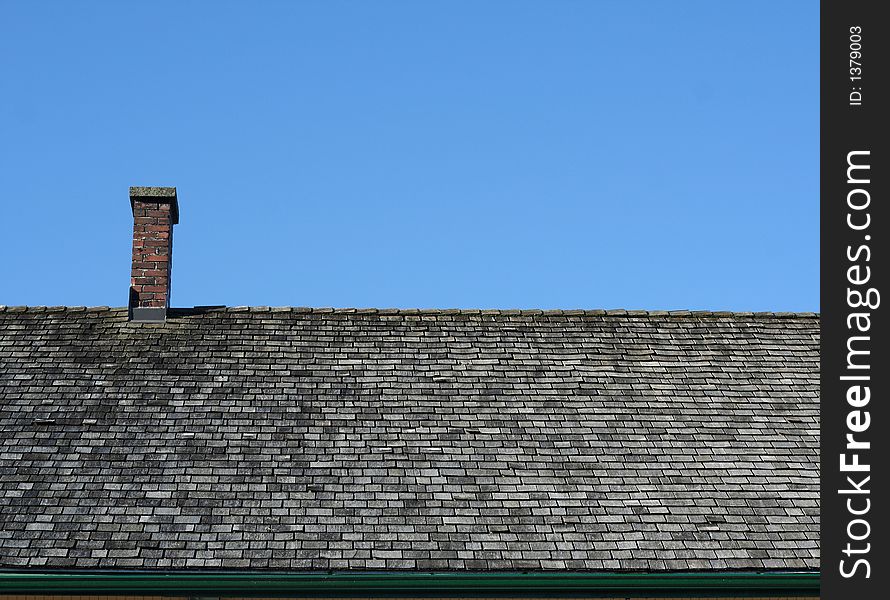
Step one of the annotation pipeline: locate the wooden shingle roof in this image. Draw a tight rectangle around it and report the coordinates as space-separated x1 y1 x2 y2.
0 306 819 571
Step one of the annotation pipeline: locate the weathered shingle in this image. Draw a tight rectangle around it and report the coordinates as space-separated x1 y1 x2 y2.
0 306 819 571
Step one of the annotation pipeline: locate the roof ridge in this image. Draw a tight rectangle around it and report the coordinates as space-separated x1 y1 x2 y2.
0 305 821 318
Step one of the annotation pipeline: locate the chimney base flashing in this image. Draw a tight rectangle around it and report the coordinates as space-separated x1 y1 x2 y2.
130 307 167 323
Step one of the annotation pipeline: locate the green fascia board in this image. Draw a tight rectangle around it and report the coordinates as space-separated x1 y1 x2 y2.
0 570 820 597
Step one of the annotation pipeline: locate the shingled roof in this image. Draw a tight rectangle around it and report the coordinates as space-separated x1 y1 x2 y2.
0 305 819 572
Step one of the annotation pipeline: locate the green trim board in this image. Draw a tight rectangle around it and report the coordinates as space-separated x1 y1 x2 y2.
0 570 820 597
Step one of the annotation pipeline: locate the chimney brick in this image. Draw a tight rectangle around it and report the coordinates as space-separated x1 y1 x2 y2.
128 187 179 322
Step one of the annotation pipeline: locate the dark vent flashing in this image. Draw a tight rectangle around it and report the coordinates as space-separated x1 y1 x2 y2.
128 186 179 323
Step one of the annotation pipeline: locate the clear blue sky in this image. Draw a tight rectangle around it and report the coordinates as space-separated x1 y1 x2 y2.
0 1 818 311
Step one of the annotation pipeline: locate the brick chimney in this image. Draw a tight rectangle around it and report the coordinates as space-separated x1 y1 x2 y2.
128 186 179 322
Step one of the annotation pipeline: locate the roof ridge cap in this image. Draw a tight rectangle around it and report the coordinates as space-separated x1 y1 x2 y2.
0 305 821 318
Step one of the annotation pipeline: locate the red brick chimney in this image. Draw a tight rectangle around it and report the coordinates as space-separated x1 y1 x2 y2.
128 186 179 322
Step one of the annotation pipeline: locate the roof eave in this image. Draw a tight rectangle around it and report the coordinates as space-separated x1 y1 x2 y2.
0 569 820 597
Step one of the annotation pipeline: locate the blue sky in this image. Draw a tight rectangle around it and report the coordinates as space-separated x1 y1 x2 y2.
0 1 818 311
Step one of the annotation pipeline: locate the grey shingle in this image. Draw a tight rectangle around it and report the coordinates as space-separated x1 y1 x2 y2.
0 306 819 571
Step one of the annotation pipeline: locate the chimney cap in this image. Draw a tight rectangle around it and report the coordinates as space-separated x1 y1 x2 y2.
129 186 179 224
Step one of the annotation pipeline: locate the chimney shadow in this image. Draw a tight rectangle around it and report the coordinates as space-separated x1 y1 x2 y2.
167 306 227 318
